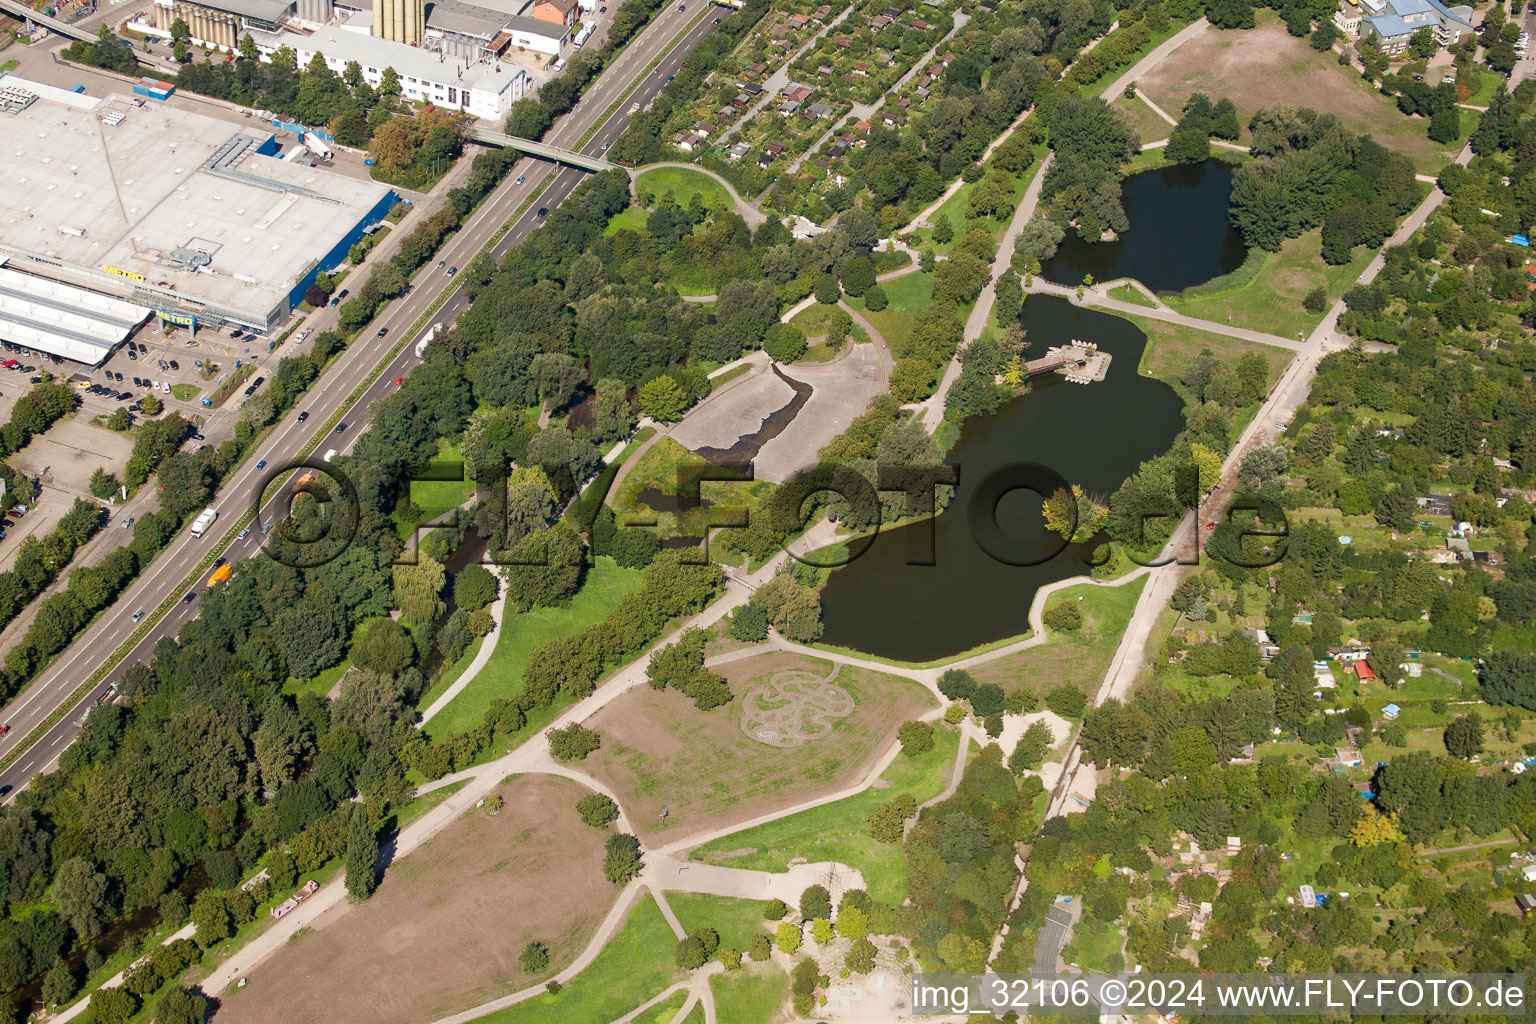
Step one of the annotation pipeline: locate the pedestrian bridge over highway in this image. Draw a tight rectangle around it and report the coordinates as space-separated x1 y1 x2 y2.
0 0 180 74
464 127 619 173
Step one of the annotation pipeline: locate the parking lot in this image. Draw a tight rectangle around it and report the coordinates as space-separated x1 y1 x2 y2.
0 416 132 573
60 318 278 421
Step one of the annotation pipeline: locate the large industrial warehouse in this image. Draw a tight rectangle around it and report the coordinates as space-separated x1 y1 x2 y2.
0 75 395 364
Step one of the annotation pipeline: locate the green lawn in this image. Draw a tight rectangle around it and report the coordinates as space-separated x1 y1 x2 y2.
1065 918 1125 972
422 556 643 739
709 966 789 1024
1465 69 1503 108
635 166 732 212
393 439 475 541
790 303 840 339
605 206 650 236
614 436 776 538
170 383 201 402
665 894 770 956
688 722 960 905
709 363 753 391
1107 282 1156 307
680 1004 706 1024
846 271 933 354
1163 231 1373 341
475 895 681 1024
633 991 689 1024
1111 95 1173 145
1123 310 1296 386
907 157 1038 255
285 658 349 697
970 578 1148 696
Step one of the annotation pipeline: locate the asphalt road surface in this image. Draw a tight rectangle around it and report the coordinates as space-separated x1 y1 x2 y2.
0 7 721 799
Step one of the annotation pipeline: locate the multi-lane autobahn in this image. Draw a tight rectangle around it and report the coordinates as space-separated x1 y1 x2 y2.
0 7 722 798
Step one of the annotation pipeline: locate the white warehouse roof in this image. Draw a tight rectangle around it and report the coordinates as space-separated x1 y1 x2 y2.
0 265 151 366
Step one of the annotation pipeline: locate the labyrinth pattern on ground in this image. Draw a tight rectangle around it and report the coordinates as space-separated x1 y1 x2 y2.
739 669 855 747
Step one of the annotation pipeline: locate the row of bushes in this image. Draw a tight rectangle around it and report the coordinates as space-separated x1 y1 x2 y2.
0 498 104 634
1065 20 1154 86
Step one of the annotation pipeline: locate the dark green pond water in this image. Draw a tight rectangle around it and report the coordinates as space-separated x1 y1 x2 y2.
1041 160 1247 293
817 295 1185 661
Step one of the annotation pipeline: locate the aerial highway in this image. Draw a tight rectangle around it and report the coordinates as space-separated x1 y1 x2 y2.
0 6 722 798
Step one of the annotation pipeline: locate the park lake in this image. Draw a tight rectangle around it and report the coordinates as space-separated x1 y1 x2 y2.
817 295 1185 661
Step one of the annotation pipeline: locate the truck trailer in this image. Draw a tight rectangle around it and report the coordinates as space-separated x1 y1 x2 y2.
189 508 217 537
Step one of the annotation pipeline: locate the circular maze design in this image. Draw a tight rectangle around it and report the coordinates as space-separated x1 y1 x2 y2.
740 670 855 748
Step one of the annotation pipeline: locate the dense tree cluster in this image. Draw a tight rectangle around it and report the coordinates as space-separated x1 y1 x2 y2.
1229 105 1419 263
1040 95 1140 242
905 746 1041 972
0 499 103 633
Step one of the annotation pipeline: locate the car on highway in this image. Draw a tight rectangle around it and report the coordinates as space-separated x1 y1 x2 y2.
516 174 526 184
538 207 548 217
335 422 347 433
376 327 388 338
394 376 405 386
297 410 309 422
239 526 251 540
256 459 267 470
213 557 227 569
131 609 144 622
0 724 10 737
182 592 196 603
447 266 457 277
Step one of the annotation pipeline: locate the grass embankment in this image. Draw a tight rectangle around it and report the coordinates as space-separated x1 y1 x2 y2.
476 896 681 1024
1160 231 1373 341
688 722 960 905
843 270 934 353
1125 311 1296 385
969 578 1148 695
635 166 733 211
421 556 643 739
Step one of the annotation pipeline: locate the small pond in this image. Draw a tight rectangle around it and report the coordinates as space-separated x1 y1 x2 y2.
1040 160 1247 294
